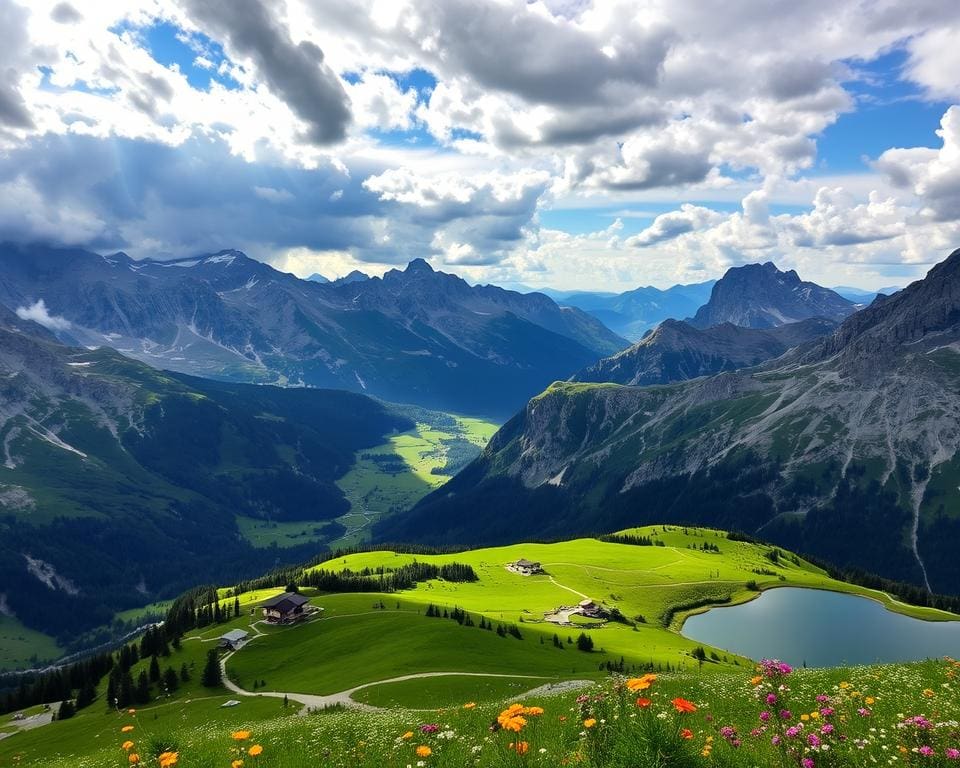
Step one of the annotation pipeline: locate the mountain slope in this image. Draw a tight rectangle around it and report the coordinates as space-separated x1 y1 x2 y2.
557 281 716 341
688 262 856 329
0 316 410 645
0 245 627 417
573 317 837 386
377 249 960 595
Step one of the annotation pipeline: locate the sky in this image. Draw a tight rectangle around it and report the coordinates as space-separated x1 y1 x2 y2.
1 1 960 291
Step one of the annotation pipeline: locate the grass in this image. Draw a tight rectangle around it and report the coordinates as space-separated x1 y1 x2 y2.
350 675 550 709
3 526 959 766
0 615 62 672
235 517 334 549
333 414 498 546
225 594 594 696
10 659 959 767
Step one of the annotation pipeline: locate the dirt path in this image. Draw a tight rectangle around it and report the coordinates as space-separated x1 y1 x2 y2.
219 662 559 713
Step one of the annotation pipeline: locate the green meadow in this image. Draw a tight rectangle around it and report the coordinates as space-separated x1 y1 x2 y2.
2 526 958 767
333 414 498 545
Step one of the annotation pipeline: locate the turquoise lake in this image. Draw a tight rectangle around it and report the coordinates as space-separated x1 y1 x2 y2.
682 587 960 667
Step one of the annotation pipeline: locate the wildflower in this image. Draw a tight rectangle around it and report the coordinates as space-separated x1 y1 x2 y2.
416 745 432 757
463 702 477 710
751 675 763 686
247 745 263 757
420 724 440 734
945 748 959 759
672 698 697 713
509 741 530 755
680 728 693 739
128 755 140 765
583 718 597 728
402 731 414 740
865 696 876 705
121 740 134 751
626 674 657 692
231 762 244 768
232 730 252 741
158 752 178 768
922 688 935 697
127 708 136 714
802 759 815 768
635 697 652 708
121 725 134 733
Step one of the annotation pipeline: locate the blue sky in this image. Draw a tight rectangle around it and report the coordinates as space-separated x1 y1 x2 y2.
2 1 959 291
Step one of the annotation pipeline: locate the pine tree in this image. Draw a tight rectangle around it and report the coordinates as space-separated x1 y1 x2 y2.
163 667 179 694
234 597 241 617
576 633 594 652
180 663 191 683
57 699 75 720
134 671 151 704
76 682 96 710
149 655 161 683
201 649 222 688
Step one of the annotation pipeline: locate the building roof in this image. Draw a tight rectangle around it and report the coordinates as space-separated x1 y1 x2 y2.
220 629 249 643
514 558 540 568
262 592 310 612
579 598 596 607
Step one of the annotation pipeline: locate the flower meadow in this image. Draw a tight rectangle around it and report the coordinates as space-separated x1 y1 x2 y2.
18 659 960 768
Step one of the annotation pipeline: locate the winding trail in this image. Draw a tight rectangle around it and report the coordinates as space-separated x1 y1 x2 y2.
219 661 560 713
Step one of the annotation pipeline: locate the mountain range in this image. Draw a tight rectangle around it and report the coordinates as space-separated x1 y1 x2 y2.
377 248 960 595
688 262 857 329
572 317 838 386
548 281 716 341
0 244 626 418
0 309 410 643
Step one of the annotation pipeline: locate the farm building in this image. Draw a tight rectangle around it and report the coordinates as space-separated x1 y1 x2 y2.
261 592 311 624
219 629 249 649
510 558 543 575
578 599 602 618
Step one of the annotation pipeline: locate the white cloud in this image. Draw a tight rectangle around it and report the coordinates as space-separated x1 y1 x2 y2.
15 299 72 331
628 204 724 247
875 105 960 222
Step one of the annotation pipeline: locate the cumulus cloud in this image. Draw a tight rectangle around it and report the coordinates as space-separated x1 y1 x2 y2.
875 106 960 222
15 299 72 331
178 0 351 145
0 0 35 129
628 204 724 247
784 187 905 247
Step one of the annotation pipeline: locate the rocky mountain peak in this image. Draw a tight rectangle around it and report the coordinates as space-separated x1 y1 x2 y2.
688 261 855 330
405 257 435 275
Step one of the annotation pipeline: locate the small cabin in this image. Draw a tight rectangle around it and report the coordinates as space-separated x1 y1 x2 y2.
511 558 543 576
219 628 249 649
578 598 601 617
261 592 310 624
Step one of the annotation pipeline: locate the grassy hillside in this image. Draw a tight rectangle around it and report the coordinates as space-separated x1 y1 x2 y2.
234 409 498 550
7 659 958 768
4 526 958 767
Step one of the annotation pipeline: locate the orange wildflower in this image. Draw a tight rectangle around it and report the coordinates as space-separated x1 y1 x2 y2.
680 728 694 740
672 697 697 713
626 674 657 693
463 702 477 709
583 718 597 728
401 731 414 740
232 730 252 741
121 725 134 733
510 741 530 755
248 745 263 757
158 752 179 768
121 740 134 751
635 697 652 708
416 745 432 757
128 755 140 764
